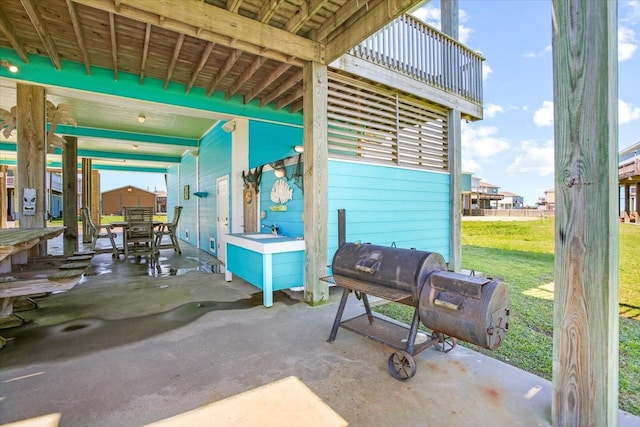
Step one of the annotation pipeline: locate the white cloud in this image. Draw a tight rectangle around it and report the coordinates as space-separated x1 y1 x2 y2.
619 99 640 124
622 1 640 24
462 158 482 173
619 27 638 62
524 45 551 59
461 124 510 158
534 101 554 127
482 63 492 81
506 140 554 177
484 103 504 118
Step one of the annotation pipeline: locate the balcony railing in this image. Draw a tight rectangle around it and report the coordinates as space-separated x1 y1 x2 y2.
349 14 484 106
619 158 640 180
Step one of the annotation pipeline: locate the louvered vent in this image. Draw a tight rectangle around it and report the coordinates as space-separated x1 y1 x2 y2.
327 72 449 172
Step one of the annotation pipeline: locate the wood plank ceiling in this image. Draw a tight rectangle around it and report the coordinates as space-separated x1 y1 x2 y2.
0 0 424 114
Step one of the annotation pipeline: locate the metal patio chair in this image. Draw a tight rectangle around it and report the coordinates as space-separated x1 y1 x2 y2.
80 206 119 257
155 206 183 254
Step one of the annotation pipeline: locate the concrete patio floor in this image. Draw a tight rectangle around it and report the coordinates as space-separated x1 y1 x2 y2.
1 234 638 427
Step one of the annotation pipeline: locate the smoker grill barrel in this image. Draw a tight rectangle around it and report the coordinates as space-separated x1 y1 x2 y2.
331 243 510 351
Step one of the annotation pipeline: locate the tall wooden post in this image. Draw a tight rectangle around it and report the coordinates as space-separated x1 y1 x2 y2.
0 165 7 229
442 0 461 272
552 1 619 424
303 61 329 306
81 158 92 242
16 84 46 254
63 136 78 255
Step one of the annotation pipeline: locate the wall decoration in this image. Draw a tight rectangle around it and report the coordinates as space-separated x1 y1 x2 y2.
23 188 36 215
184 185 190 200
271 179 293 204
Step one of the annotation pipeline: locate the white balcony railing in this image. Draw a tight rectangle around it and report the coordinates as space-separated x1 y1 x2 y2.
349 14 484 106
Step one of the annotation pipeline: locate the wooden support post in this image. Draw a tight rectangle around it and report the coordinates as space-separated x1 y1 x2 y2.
302 61 329 306
16 84 46 255
63 136 78 255
442 0 461 272
0 165 7 229
81 158 92 242
552 1 619 424
624 183 631 221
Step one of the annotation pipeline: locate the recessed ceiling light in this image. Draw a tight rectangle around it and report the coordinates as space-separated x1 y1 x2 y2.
132 144 139 150
138 113 146 123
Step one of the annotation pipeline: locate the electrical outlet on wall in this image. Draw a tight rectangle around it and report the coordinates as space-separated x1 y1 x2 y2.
185 229 189 239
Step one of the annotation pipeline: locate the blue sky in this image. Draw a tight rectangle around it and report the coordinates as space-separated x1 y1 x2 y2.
104 1 640 206
413 0 640 206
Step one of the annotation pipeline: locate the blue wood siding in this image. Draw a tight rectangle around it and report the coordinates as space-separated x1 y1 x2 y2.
258 162 304 237
248 121 303 167
198 124 232 253
271 250 305 290
327 160 451 263
227 244 265 287
179 153 198 246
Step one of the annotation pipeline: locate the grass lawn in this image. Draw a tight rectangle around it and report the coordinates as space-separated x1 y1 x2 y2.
375 219 640 416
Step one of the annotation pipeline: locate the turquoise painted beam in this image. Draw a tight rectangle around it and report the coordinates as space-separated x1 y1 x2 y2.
0 143 180 163
0 48 303 126
43 160 167 173
51 125 198 147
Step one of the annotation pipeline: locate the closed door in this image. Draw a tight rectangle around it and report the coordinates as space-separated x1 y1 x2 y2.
216 176 230 262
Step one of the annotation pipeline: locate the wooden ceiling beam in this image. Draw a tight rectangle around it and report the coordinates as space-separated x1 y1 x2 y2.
139 23 151 84
109 12 118 80
65 0 92 75
20 0 62 69
244 62 292 104
225 55 267 101
285 0 329 34
164 33 185 89
275 85 303 110
186 41 214 94
206 49 242 97
73 0 323 64
324 0 422 63
226 0 242 13
257 0 285 24
290 99 303 113
0 10 30 63
260 70 302 107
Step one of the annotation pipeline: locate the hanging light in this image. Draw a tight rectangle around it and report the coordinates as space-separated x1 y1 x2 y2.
0 60 18 73
293 145 304 153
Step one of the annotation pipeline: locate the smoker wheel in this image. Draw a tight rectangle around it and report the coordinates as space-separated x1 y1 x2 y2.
387 350 416 380
432 331 457 353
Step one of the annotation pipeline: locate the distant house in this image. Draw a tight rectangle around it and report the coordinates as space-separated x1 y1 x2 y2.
498 192 524 209
155 191 167 214
619 141 639 221
471 177 504 209
102 186 156 215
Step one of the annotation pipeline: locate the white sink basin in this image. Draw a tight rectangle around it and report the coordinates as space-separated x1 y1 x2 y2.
242 233 281 239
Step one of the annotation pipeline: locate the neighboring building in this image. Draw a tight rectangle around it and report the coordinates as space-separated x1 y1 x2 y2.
102 186 156 215
498 191 524 210
538 189 556 211
155 191 167 214
471 178 504 209
619 142 639 221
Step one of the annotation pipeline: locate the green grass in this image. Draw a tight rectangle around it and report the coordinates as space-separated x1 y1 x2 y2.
375 219 640 416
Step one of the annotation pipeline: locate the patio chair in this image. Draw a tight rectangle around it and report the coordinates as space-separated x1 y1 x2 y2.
123 220 158 265
155 206 183 254
123 206 154 223
80 207 119 258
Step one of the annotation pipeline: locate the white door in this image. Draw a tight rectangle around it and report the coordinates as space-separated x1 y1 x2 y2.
216 176 230 263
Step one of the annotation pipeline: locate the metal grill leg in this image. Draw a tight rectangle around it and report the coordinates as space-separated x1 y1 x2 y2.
328 288 351 342
404 307 421 355
361 293 374 325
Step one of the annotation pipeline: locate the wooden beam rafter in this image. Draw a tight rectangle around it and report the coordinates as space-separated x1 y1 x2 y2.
225 55 267 101
285 0 328 34
257 0 285 24
226 0 242 13
0 10 30 63
108 12 118 80
65 0 92 75
244 62 292 104
164 33 185 89
20 0 62 69
207 49 242 97
275 85 303 110
186 41 214 94
139 23 151 84
72 0 322 64
260 70 302 107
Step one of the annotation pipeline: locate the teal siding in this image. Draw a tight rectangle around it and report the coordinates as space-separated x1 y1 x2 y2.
248 121 303 167
227 244 264 287
328 160 451 263
179 154 198 247
258 162 304 237
271 251 305 290
198 124 232 253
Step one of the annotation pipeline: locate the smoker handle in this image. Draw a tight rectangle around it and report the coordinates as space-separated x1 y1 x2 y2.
355 265 375 273
434 298 460 311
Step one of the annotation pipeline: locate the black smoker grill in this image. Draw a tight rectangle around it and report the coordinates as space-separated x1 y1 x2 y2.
328 242 510 380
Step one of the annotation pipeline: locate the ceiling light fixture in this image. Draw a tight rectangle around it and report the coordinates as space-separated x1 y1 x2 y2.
132 144 139 150
221 120 236 133
138 113 146 123
0 60 19 73
293 145 304 153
